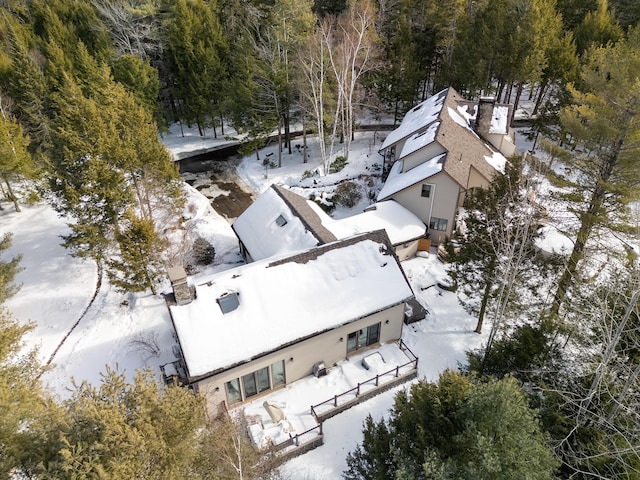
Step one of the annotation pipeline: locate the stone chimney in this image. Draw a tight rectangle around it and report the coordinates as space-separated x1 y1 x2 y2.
475 96 496 141
167 266 194 306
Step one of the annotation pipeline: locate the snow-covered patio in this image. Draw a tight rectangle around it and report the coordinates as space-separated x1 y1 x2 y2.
241 340 418 457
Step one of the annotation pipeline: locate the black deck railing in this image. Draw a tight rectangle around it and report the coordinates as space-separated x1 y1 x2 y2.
271 423 324 453
309 339 418 421
259 340 419 459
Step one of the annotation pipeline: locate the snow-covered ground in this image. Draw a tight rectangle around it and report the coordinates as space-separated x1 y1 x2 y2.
2 124 508 479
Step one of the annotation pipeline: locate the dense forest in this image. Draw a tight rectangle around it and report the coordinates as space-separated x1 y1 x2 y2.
1 0 640 478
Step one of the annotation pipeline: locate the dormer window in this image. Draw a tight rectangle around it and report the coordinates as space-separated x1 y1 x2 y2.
414 129 428 139
275 215 287 227
217 292 239 313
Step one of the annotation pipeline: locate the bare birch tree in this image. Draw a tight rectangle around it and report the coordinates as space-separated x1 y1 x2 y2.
327 0 379 159
299 19 335 175
550 270 640 479
200 412 279 480
447 156 547 342
93 0 162 59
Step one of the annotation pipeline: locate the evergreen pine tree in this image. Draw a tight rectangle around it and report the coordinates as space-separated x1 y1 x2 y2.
0 308 57 478
0 104 36 212
0 233 22 303
574 0 623 55
111 54 163 125
107 210 164 295
165 0 228 136
45 367 208 479
343 415 394 480
446 156 546 336
344 371 559 479
2 16 52 156
550 25 640 316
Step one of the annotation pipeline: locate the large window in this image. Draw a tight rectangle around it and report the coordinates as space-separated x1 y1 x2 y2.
242 366 270 399
225 378 242 405
346 322 381 354
272 360 285 386
225 361 286 405
429 217 448 232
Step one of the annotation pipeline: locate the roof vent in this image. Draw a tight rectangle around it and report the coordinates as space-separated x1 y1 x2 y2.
217 292 240 314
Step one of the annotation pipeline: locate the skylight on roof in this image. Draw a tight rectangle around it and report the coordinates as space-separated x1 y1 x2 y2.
217 292 240 314
275 214 287 227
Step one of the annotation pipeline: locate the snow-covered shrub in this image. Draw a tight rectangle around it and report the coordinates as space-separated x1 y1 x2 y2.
334 181 362 208
192 237 215 265
309 192 335 214
329 156 348 173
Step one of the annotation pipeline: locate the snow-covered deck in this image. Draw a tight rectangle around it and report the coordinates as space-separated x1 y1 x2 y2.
241 341 418 458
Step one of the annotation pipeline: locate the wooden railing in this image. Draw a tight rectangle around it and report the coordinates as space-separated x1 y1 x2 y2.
310 339 418 421
272 423 324 453
262 340 419 460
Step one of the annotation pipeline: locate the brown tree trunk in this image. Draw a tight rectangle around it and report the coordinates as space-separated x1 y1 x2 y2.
475 278 493 334
512 83 524 122
284 111 291 155
302 115 308 164
549 140 621 317
532 79 548 116
2 176 20 212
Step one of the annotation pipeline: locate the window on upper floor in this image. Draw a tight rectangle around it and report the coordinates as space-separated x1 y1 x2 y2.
429 217 448 231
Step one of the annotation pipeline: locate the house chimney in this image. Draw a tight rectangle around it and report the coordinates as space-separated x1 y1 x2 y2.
167 266 194 305
475 96 495 141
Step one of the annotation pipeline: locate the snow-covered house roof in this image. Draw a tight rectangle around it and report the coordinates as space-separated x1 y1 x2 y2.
232 184 337 261
377 154 446 201
234 184 428 258
380 87 513 156
169 230 414 380
399 121 441 159
380 89 448 151
378 87 510 198
324 200 427 245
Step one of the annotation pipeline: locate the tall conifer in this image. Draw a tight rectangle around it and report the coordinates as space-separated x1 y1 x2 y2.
551 25 640 316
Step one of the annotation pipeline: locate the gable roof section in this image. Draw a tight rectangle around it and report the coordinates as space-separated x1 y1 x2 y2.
380 87 508 191
324 200 427 246
380 88 448 151
436 91 506 186
232 184 337 261
398 121 441 160
169 230 414 380
273 185 337 244
377 154 446 201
